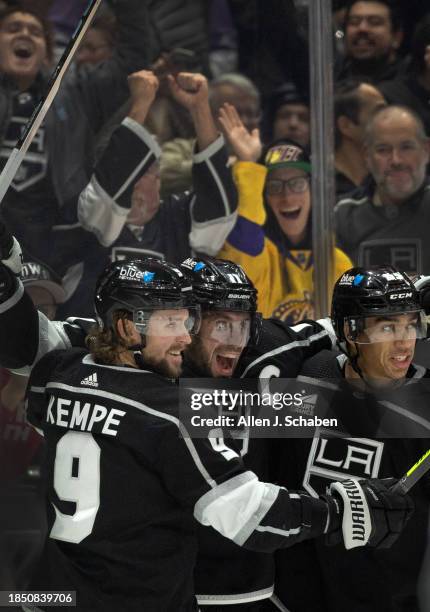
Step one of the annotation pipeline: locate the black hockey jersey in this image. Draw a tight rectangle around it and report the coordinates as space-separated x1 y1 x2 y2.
54 119 238 317
274 351 430 612
0 276 338 607
25 348 333 611
335 179 430 275
183 318 337 607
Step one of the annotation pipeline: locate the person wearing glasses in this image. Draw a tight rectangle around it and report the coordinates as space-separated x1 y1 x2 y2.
217 103 352 323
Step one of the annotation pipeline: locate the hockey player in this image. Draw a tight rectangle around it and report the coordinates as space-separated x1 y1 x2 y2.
274 265 430 611
0 223 336 386
0 226 416 609
20 257 414 612
1 226 414 605
180 257 334 609
0 218 336 608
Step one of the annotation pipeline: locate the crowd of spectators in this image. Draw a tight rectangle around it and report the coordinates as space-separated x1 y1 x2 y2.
1 0 430 600
0 0 427 323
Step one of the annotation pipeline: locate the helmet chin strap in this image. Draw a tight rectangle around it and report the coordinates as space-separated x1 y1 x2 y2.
340 340 366 384
349 346 365 380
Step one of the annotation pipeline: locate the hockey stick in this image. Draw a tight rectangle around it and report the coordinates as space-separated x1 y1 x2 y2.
391 448 430 495
269 594 291 612
0 0 103 207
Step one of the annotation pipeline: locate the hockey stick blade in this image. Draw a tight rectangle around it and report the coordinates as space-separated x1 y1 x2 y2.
0 0 102 207
391 448 430 495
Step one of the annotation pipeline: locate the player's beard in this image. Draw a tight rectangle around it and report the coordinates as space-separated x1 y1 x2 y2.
149 357 183 379
141 344 185 379
185 335 212 377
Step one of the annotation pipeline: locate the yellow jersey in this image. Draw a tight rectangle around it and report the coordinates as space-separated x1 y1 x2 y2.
218 161 353 324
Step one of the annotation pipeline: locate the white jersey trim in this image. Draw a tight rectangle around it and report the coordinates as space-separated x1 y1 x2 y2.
189 210 238 256
196 585 273 605
194 471 282 546
82 354 152 373
122 117 162 159
193 134 224 163
28 313 73 375
42 381 217 489
0 279 23 313
240 329 330 378
378 400 430 432
78 175 130 247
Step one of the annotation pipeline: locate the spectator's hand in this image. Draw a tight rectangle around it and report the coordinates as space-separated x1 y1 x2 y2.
127 70 159 124
167 72 208 112
218 103 262 162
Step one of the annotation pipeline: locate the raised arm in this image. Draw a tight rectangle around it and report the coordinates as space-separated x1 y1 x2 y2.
77 70 162 246
0 224 89 372
166 74 238 255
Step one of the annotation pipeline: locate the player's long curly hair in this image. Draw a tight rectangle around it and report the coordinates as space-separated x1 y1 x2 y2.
86 310 133 365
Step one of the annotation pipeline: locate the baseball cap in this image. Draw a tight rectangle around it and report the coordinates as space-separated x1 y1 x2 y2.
264 139 311 174
271 82 310 114
21 260 66 304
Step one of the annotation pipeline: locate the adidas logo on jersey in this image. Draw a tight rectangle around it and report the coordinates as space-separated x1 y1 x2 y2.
81 373 98 388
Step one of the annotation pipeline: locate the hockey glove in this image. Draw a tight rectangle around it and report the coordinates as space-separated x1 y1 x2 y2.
0 220 22 275
327 477 414 550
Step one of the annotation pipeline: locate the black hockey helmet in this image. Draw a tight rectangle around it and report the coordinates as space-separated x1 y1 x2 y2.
331 265 426 344
94 258 200 335
180 256 261 345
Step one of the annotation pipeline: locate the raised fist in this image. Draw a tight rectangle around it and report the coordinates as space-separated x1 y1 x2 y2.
127 70 159 108
167 72 209 111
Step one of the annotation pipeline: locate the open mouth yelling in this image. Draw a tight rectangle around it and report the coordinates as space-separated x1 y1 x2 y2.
279 207 301 220
214 352 241 376
12 40 34 60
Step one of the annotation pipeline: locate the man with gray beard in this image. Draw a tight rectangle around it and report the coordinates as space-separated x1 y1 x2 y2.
335 105 430 276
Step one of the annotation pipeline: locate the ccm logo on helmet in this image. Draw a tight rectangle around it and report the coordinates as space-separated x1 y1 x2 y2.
389 292 413 300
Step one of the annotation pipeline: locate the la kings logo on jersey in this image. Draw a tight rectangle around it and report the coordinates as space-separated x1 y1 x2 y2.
302 429 384 497
0 92 48 191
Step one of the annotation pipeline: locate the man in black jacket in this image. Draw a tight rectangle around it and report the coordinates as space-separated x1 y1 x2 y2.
0 1 149 263
335 0 404 85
